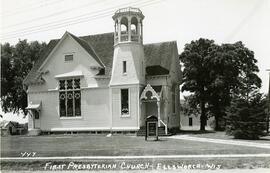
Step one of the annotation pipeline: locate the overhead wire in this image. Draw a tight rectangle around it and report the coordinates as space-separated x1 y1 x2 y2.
1 0 164 40
1 0 149 36
0 0 64 17
2 0 108 29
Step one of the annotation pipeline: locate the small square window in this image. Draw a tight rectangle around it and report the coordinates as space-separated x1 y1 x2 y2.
65 54 73 62
123 61 127 74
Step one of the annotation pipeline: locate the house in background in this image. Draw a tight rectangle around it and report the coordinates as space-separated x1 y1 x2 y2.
0 121 18 136
179 99 215 130
0 120 28 136
23 7 181 135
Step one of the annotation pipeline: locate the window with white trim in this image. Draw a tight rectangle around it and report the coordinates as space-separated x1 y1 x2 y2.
59 78 81 117
121 88 129 116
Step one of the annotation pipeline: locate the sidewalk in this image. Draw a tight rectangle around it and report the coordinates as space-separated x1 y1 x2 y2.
168 135 270 149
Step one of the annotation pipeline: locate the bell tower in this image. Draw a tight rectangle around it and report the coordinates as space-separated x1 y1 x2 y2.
109 7 145 86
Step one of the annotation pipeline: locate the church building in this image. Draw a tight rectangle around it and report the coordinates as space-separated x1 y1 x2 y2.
23 7 182 135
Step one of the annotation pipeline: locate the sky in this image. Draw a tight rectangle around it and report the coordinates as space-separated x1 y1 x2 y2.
0 0 270 121
0 107 28 124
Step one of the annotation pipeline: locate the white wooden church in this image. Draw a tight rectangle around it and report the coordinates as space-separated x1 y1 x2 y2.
23 7 182 135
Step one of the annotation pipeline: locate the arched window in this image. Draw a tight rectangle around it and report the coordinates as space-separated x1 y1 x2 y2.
131 17 138 35
120 17 128 34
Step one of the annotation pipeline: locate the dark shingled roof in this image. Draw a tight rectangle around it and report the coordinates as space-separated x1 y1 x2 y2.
24 39 60 85
152 85 162 93
24 32 176 85
146 65 169 76
68 32 105 68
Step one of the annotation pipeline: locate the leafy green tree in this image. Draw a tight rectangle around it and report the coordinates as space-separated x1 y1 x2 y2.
180 95 201 117
206 42 261 130
206 43 238 130
180 39 262 131
1 40 46 114
226 92 267 139
180 38 216 131
224 42 265 139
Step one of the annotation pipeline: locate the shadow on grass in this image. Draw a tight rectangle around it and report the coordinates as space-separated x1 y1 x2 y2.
173 130 216 135
145 138 168 142
233 135 270 141
257 137 270 141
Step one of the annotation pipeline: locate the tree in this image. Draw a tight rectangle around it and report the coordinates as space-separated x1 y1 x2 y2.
206 43 239 130
1 40 47 114
206 42 261 130
180 95 201 117
180 38 216 131
180 39 262 131
223 42 265 139
226 92 268 139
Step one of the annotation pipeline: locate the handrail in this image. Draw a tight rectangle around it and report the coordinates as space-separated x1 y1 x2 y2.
159 119 168 135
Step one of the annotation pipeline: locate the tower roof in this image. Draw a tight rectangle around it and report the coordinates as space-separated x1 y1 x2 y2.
112 7 144 20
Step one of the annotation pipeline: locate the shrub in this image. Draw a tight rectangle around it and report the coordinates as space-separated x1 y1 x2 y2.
226 93 268 140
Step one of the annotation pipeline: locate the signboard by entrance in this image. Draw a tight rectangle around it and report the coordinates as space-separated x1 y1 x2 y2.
145 115 158 141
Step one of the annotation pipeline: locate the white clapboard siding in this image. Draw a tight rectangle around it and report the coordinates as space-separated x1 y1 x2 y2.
111 86 138 129
28 88 111 131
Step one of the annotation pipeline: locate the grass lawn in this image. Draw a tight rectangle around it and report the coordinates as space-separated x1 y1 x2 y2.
1 134 270 157
1 134 270 171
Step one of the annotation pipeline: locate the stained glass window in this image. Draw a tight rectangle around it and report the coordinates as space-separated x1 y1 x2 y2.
59 78 81 117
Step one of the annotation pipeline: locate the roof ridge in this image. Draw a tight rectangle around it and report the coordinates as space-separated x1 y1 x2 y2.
144 40 177 45
78 36 106 67
79 32 114 38
68 32 105 67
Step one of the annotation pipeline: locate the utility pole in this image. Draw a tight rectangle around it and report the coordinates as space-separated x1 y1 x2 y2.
266 69 270 133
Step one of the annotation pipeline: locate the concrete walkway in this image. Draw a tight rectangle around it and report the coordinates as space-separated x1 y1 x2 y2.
168 135 270 149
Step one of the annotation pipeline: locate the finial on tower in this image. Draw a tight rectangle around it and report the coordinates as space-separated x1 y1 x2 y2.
112 7 144 45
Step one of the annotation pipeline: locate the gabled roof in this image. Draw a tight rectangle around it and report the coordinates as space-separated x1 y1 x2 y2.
68 32 105 68
24 39 59 85
144 41 177 72
24 32 177 85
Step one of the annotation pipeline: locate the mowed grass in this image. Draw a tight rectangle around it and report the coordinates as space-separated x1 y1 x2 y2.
1 134 270 171
1 134 270 157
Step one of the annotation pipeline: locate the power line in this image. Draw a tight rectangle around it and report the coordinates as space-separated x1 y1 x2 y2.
1 0 146 36
0 0 64 17
1 0 163 40
1 0 165 40
1 0 108 29
0 0 48 15
1 11 114 39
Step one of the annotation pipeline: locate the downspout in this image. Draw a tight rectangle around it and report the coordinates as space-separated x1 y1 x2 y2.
109 88 113 133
